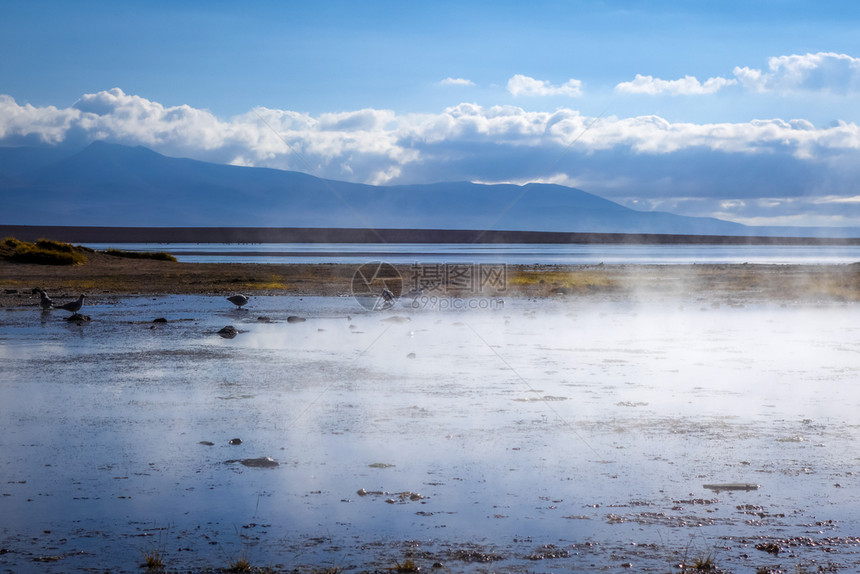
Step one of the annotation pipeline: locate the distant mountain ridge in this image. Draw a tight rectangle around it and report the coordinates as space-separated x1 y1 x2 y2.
1 141 857 238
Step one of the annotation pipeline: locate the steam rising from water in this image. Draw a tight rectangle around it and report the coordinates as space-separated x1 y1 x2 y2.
1 294 858 571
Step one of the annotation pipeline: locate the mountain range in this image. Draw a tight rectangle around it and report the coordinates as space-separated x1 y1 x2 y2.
1 141 857 238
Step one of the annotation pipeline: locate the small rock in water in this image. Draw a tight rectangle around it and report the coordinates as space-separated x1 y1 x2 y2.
65 313 91 322
229 438 243 445
239 457 279 468
199 441 215 446
286 315 306 323
218 325 238 339
406 352 416 359
382 315 411 323
703 483 760 491
152 317 168 323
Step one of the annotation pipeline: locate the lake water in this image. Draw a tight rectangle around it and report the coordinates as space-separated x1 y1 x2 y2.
1 292 859 573
81 242 860 265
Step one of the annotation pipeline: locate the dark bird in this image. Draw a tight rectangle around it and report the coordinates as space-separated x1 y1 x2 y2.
56 294 85 314
33 288 53 309
227 294 249 308
381 288 395 302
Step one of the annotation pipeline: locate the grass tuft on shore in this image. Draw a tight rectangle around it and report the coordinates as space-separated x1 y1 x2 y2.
1 237 87 265
104 249 178 262
508 269 619 293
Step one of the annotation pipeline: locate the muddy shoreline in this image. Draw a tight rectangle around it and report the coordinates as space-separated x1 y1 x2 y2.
2 252 860 307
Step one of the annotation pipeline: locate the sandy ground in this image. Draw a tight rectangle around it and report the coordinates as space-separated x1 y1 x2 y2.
2 251 860 307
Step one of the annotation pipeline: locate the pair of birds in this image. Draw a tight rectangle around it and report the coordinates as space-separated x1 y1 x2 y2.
34 289 86 314
37 289 245 312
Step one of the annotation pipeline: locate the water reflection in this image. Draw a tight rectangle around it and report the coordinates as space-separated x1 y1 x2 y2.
1 295 859 572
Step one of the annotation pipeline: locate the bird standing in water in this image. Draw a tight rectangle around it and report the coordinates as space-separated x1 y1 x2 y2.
34 288 53 309
227 294 249 308
56 294 86 315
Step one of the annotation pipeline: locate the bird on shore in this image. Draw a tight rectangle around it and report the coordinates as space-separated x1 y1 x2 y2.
381 288 395 302
56 294 86 315
33 288 53 309
227 294 249 309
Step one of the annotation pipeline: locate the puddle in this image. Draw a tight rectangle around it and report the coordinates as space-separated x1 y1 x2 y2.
0 295 859 572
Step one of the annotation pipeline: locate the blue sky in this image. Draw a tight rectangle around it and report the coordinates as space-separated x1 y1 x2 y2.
3 1 860 227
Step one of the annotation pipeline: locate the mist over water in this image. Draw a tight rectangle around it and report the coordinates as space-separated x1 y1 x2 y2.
1 293 859 572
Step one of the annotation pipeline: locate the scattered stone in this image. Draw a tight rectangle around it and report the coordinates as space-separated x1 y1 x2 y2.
218 325 238 339
65 313 91 322
406 352 417 359
382 315 411 323
4 289 17 294
703 483 760 491
368 462 395 469
199 441 215 446
755 542 780 554
524 544 571 560
238 457 279 468
229 438 242 445
286 315 306 323
356 489 424 502
256 316 272 322
152 317 167 323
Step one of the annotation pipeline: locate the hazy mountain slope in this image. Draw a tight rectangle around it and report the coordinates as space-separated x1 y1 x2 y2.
0 141 832 237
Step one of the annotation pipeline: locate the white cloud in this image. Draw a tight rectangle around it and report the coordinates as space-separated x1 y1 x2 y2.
0 95 81 145
5 89 860 226
733 52 860 94
506 74 582 97
439 77 475 87
4 89 860 170
615 74 737 95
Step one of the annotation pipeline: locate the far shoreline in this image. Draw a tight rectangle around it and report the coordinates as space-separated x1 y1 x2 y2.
3 224 860 246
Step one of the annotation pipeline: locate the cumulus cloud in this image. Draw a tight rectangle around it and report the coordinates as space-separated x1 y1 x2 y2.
615 74 737 95
506 74 583 97
733 52 860 94
439 77 475 87
4 88 860 225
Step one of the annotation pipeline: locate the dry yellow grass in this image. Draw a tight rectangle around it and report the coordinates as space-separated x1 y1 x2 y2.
508 269 619 291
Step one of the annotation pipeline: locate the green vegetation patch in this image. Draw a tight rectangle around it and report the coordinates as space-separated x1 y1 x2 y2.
104 249 177 262
1 237 87 265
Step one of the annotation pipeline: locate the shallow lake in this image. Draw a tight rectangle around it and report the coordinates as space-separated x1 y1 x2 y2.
1 293 859 572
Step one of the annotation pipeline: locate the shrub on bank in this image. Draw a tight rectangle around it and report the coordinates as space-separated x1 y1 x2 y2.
1 237 87 265
35 238 77 253
104 249 177 262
